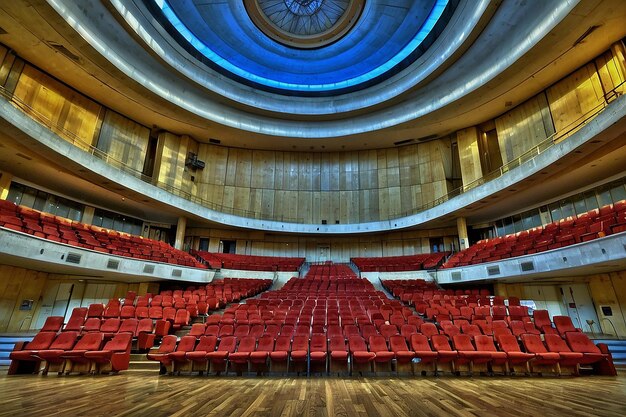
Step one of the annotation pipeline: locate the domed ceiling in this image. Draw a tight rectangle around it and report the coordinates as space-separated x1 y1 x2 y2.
148 0 457 95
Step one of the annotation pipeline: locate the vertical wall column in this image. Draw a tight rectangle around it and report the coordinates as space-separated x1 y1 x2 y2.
456 217 469 251
0 171 13 200
456 127 483 190
174 216 187 251
82 206 95 225
611 41 626 80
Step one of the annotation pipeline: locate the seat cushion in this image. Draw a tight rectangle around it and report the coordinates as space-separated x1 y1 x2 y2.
269 351 288 361
353 351 375 363
228 352 251 363
310 352 327 362
249 352 269 363
395 351 415 363
290 350 308 361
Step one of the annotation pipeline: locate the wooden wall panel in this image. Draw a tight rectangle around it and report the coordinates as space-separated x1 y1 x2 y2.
546 62 604 137
495 93 555 163
456 127 483 187
13 65 101 151
97 110 149 172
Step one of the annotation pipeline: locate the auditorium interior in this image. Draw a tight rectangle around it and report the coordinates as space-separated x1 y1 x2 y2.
1 0 626 416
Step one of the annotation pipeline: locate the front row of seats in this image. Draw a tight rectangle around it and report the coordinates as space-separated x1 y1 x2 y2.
9 332 133 375
145 331 616 377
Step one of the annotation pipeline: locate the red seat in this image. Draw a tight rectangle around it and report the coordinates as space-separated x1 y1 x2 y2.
289 335 310 373
117 318 138 335
146 335 183 374
99 318 122 338
32 331 80 375
409 334 438 375
229 336 257 373
420 322 439 339
520 333 560 374
83 333 133 374
60 332 105 374
8 332 57 375
368 335 395 371
532 310 557 334
309 333 328 373
553 316 581 336
188 323 207 338
249 335 274 372
328 335 349 374
543 333 585 373
389 335 415 372
452 334 492 375
474 335 508 374
349 335 375 374
564 332 607 365
495 334 535 374
206 336 237 374
431 334 457 374
185 335 218 374
40 316 64 333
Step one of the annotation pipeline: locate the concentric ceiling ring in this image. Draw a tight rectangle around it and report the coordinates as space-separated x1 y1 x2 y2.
245 0 364 49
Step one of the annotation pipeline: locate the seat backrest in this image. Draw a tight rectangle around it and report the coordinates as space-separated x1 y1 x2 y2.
101 333 133 352
409 334 433 352
205 325 220 336
249 324 264 339
565 332 601 354
553 316 577 333
310 334 327 352
216 336 238 353
136 318 153 334
40 316 64 332
236 336 257 353
48 331 79 350
544 334 572 352
520 334 548 354
496 334 522 352
120 306 135 319
431 334 454 352
256 335 275 352
195 335 218 352
188 323 206 337
474 335 498 352
291 335 309 351
380 324 399 339
348 335 368 353
74 332 104 350
100 318 121 332
532 309 551 327
118 318 138 334
175 335 198 352
329 335 347 352
63 316 84 332
452 334 475 351
368 335 389 352
420 322 439 338
157 335 179 353
389 335 409 353
461 324 482 337
25 332 56 350
83 317 102 332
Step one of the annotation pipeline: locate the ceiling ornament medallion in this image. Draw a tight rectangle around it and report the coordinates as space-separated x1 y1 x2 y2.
244 0 364 49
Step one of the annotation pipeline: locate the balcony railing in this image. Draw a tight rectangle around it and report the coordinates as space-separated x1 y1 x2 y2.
1 79 623 225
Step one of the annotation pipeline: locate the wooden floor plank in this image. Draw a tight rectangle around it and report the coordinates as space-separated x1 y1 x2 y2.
0 373 625 417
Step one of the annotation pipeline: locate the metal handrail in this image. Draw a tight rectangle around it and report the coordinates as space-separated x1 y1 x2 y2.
1 78 623 225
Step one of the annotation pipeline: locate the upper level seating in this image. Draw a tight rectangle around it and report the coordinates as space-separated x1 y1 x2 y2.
443 201 626 268
193 251 305 271
0 200 206 268
351 253 448 272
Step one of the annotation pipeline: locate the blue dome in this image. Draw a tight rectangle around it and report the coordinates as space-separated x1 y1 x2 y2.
149 0 456 95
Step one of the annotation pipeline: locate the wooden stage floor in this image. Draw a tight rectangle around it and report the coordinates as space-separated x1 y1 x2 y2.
0 372 625 417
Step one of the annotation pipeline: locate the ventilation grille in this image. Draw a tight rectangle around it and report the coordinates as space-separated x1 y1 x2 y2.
106 259 120 270
520 261 535 272
171 269 182 278
66 253 82 264
143 264 155 274
487 266 500 276
451 271 462 281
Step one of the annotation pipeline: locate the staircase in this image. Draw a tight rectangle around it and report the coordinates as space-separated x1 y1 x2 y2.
0 334 35 373
595 338 626 368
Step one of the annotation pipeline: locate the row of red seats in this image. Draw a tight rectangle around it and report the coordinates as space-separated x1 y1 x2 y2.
145 330 615 376
9 331 133 375
193 250 305 271
444 200 626 267
351 252 448 272
0 199 205 268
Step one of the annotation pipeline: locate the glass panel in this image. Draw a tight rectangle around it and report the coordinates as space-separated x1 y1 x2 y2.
597 188 613 207
560 201 575 218
512 214 523 233
33 191 47 212
503 217 514 236
6 183 23 205
548 202 562 222
584 191 599 210
573 196 587 215
20 187 38 208
609 184 626 203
